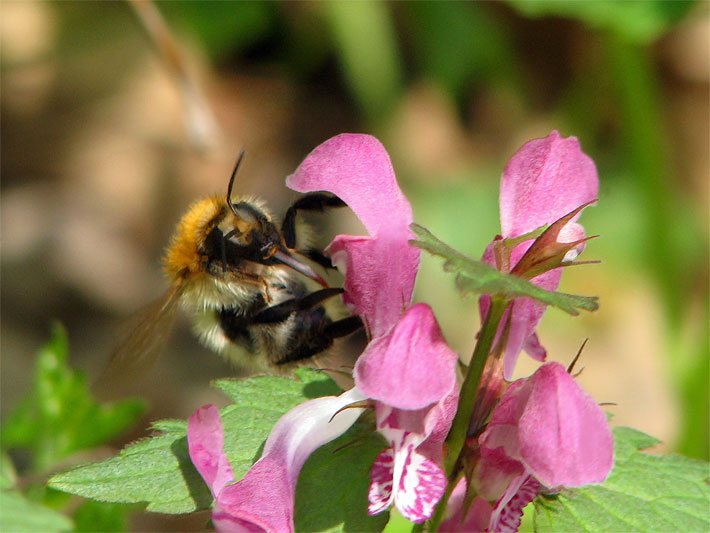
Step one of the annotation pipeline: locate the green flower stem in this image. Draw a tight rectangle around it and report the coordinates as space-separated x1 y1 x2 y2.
444 297 508 475
428 297 508 531
427 470 461 532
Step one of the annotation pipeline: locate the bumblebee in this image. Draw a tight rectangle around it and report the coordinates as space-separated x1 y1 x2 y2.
107 153 362 377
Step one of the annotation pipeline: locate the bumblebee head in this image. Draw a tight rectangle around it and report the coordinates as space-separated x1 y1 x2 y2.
163 152 326 287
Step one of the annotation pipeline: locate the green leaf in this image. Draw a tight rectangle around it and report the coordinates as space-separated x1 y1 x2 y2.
49 370 342 514
411 224 598 315
0 490 73 532
73 501 129 533
382 507 413 533
295 420 387 532
506 0 694 44
1 324 145 471
534 426 710 532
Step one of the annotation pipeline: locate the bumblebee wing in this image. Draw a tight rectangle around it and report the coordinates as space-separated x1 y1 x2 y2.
94 285 182 393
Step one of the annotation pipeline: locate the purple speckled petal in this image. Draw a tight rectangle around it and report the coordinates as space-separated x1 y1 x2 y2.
368 449 395 515
395 448 447 523
489 475 542 533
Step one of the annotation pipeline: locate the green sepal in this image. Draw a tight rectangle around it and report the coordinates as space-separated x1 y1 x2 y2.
410 224 598 315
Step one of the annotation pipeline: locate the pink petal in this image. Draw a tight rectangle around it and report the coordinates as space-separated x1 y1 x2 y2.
354 304 457 410
216 457 292 533
473 446 526 502
287 134 420 338
187 405 235 498
328 234 418 339
480 238 562 380
440 479 492 533
191 389 366 533
500 269 560 379
489 474 541 533
499 130 599 239
415 389 460 464
286 134 413 236
517 362 614 487
523 332 547 362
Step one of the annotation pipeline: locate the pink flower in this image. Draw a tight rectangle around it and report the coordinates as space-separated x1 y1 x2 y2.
440 479 493 533
481 131 599 379
188 134 459 530
471 362 613 531
289 134 459 522
187 388 366 532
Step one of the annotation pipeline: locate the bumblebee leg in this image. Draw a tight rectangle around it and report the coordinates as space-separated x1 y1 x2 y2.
282 193 346 248
324 315 363 338
275 315 363 365
301 249 335 270
251 288 344 325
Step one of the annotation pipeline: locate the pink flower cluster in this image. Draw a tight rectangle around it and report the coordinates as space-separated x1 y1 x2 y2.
187 132 613 532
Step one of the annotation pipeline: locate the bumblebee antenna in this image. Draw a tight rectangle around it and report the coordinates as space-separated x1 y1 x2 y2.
227 150 246 217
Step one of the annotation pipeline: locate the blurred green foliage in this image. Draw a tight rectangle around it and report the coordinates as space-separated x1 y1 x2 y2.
2 324 144 472
507 0 695 44
0 326 143 532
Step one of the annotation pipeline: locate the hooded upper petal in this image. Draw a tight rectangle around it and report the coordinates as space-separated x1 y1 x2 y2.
287 134 413 236
354 304 458 410
482 131 598 378
187 388 366 533
499 130 598 239
480 362 613 488
287 133 420 338
516 363 613 487
328 234 417 338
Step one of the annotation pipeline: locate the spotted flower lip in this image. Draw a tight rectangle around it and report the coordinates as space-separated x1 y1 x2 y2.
482 130 599 379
